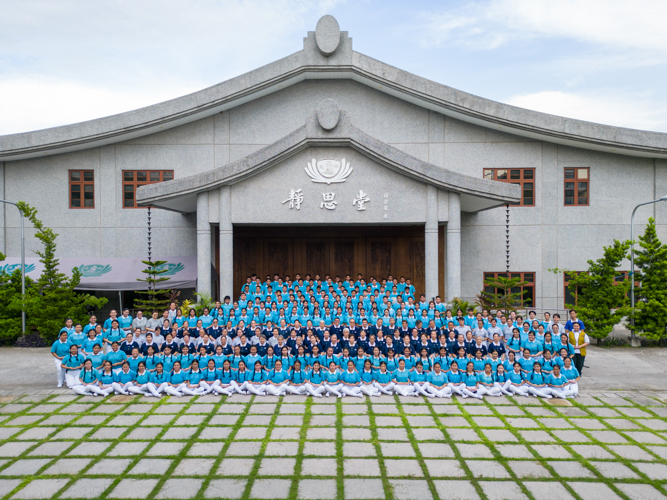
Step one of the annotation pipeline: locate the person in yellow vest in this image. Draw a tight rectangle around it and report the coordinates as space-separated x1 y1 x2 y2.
568 322 589 376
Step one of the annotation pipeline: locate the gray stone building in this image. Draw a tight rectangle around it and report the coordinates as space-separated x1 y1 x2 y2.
1 15 665 311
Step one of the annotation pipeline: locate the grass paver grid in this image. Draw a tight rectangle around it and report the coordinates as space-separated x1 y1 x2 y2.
0 393 667 499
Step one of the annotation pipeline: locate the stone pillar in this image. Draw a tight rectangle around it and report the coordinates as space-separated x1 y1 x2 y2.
425 185 439 300
196 192 211 296
218 186 234 300
446 191 461 303
0 161 5 254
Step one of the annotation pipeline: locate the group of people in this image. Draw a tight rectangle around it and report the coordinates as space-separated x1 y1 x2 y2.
50 273 589 400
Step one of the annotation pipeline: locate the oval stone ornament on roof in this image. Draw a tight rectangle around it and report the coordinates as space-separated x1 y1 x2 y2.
315 15 341 56
317 98 340 130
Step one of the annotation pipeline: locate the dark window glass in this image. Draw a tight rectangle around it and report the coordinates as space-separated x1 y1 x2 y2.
70 171 80 182
523 170 534 179
124 171 134 181
83 171 94 182
150 171 160 182
497 170 507 180
523 183 533 206
578 182 588 204
163 171 174 181
564 182 575 205
137 171 147 182
564 169 575 179
510 170 521 179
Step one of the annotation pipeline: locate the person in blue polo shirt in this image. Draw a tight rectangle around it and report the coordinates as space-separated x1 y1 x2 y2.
111 361 135 395
410 361 433 398
446 360 465 397
241 360 268 396
164 361 188 397
525 362 552 398
324 361 343 398
182 360 207 396
61 344 85 389
82 327 104 356
547 364 575 399
391 359 415 397
305 360 326 398
147 363 169 396
51 331 72 388
426 362 450 398
560 356 580 398
460 361 483 399
477 363 501 397
493 364 512 396
105 342 127 374
92 360 116 396
339 360 363 398
265 359 289 396
359 359 380 397
212 359 235 396
286 360 308 395
72 359 99 396
68 323 86 348
127 361 161 397
508 362 529 397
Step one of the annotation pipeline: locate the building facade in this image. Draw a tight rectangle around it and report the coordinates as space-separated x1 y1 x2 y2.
1 16 666 310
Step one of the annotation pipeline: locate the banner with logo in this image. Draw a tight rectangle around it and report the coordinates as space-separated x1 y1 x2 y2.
0 256 196 291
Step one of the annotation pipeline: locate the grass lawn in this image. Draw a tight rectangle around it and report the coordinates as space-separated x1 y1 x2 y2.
0 392 666 499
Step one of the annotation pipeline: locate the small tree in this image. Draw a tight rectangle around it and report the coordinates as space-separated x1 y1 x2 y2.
476 275 528 316
554 239 631 344
17 203 108 341
134 260 172 312
0 253 32 343
629 218 667 342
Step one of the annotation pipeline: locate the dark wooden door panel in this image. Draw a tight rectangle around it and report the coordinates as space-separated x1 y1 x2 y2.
265 238 292 279
233 237 261 297
367 239 393 282
305 240 328 277
408 239 425 300
333 240 355 278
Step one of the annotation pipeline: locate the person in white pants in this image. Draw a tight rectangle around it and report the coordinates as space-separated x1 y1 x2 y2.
90 361 116 396
111 362 135 395
304 361 326 398
60 345 85 389
339 361 363 398
163 361 188 397
198 360 222 395
525 363 552 399
230 361 251 395
410 362 434 398
128 362 161 397
476 364 502 397
240 361 268 396
445 361 466 397
360 360 381 397
71 360 100 396
560 357 581 398
182 360 208 396
50 331 72 388
264 360 290 396
146 363 170 396
392 360 416 397
493 364 513 396
286 361 308 395
547 365 577 399
323 362 343 398
508 363 530 397
213 360 236 396
461 362 484 399
425 363 451 398
374 362 395 395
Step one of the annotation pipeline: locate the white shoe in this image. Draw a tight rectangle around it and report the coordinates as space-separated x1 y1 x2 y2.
57 383 62 388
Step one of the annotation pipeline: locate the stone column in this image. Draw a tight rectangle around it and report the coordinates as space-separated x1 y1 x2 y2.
218 186 234 300
196 192 211 296
425 185 439 300
446 191 461 302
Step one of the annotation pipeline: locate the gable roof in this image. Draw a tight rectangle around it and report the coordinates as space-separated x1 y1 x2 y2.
135 100 521 213
2 15 667 161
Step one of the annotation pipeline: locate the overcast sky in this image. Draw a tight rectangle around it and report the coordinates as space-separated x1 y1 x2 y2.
1 0 667 135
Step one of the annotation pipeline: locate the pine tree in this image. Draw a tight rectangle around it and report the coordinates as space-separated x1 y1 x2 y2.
477 275 528 316
630 218 667 341
564 239 631 343
0 252 31 342
16 202 108 341
134 260 172 312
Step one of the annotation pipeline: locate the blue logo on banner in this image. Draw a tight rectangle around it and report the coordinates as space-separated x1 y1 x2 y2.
155 262 185 276
0 263 36 275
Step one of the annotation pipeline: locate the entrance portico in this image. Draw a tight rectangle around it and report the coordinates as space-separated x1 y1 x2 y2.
137 99 519 302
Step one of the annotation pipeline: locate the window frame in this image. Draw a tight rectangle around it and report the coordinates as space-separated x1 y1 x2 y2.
122 170 174 209
564 167 590 207
482 168 535 207
69 170 95 209
483 272 536 307
564 270 636 307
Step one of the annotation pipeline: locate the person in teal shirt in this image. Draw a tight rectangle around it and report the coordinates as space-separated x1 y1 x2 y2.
425 362 450 398
286 360 308 395
93 360 116 396
305 361 326 398
339 360 363 398
494 364 512 396
476 363 501 397
82 328 104 356
179 346 195 371
359 359 380 397
508 362 529 397
232 360 252 394
147 363 169 396
525 363 552 398
446 360 465 397
518 349 535 374
111 362 135 395
87 343 106 371
241 360 268 396
523 332 543 359
59 318 75 336
213 360 236 396
103 320 124 351
182 360 207 396
460 362 483 399
61 344 85 388
373 361 394 395
68 324 86 348
265 359 289 396
105 342 127 373
472 350 486 374
546 364 576 399
127 361 161 397
392 359 415 397
163 361 188 397
127 348 144 373
323 361 343 398
506 329 523 357
560 357 580 397
51 331 72 388
212 346 227 369
72 359 100 396
410 362 433 398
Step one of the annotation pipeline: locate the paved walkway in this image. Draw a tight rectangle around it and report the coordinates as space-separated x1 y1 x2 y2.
0 347 666 500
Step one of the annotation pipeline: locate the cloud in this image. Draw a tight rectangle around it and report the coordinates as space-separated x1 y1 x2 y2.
505 90 667 132
420 0 667 56
0 0 343 134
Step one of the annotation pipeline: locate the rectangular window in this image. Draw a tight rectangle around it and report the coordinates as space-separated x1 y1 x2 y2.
564 167 589 206
122 170 174 208
483 168 535 206
69 170 94 208
483 272 535 307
